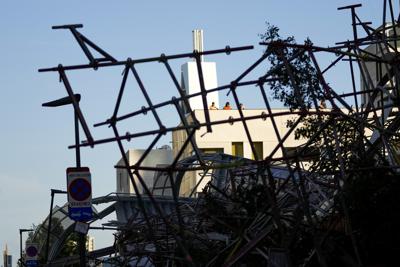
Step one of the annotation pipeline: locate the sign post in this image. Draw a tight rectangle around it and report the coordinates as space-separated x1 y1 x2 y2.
25 243 39 267
67 167 93 221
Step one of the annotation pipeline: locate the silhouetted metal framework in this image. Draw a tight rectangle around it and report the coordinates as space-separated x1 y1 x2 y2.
39 2 400 266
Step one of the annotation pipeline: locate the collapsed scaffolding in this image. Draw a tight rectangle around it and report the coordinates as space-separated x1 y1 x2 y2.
39 2 400 266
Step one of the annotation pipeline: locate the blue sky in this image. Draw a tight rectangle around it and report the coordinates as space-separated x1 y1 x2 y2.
0 1 389 264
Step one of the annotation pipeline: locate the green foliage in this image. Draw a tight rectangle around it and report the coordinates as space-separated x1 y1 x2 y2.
260 23 325 110
260 22 400 266
288 113 363 172
58 232 81 258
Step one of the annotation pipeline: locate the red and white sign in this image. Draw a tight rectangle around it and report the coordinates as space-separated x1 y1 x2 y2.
25 243 39 261
66 167 92 206
66 167 93 221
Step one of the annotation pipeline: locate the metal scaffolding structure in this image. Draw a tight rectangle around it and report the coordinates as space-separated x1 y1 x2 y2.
39 1 400 266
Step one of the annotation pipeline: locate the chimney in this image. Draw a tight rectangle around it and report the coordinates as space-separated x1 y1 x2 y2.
193 29 204 61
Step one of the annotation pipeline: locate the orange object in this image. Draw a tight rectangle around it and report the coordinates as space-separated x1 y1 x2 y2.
223 101 232 110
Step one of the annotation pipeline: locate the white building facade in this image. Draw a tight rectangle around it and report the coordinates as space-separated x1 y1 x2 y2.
172 109 305 196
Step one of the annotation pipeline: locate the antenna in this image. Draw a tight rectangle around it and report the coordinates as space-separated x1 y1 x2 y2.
193 29 204 61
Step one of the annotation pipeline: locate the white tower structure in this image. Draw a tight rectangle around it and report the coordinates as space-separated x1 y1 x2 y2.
116 148 173 194
181 29 219 112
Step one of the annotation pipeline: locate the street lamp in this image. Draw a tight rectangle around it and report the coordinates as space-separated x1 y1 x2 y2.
42 94 87 267
19 228 33 266
45 189 67 263
42 94 82 166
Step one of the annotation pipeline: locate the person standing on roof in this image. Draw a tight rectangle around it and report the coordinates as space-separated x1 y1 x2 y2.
209 102 218 110
223 101 232 110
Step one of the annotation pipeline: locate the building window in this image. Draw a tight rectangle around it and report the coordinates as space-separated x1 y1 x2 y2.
252 142 263 160
200 148 224 154
232 142 244 157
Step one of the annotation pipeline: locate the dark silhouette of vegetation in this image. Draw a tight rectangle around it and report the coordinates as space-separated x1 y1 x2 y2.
250 24 400 266
260 24 325 110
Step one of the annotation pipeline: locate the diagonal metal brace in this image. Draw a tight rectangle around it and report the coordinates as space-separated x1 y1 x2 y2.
58 65 94 147
52 24 117 66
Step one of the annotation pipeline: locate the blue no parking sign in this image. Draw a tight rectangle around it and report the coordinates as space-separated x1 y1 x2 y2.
67 167 93 221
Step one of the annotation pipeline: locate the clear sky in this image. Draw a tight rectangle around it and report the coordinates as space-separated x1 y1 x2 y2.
0 0 388 265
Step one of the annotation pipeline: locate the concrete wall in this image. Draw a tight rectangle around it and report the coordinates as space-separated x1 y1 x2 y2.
193 109 302 158
172 109 306 196
172 109 304 159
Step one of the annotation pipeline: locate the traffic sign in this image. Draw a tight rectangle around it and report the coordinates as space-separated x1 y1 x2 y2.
69 178 91 201
26 260 38 267
67 167 93 221
25 243 39 267
74 221 89 234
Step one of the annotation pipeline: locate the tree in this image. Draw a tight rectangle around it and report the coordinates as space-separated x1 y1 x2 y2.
260 24 400 267
260 24 325 110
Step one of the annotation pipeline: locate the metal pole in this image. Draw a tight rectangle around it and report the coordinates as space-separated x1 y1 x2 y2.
79 232 86 267
75 109 81 168
45 190 66 264
19 230 22 265
75 107 86 267
19 229 33 267
42 95 86 266
45 190 55 263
